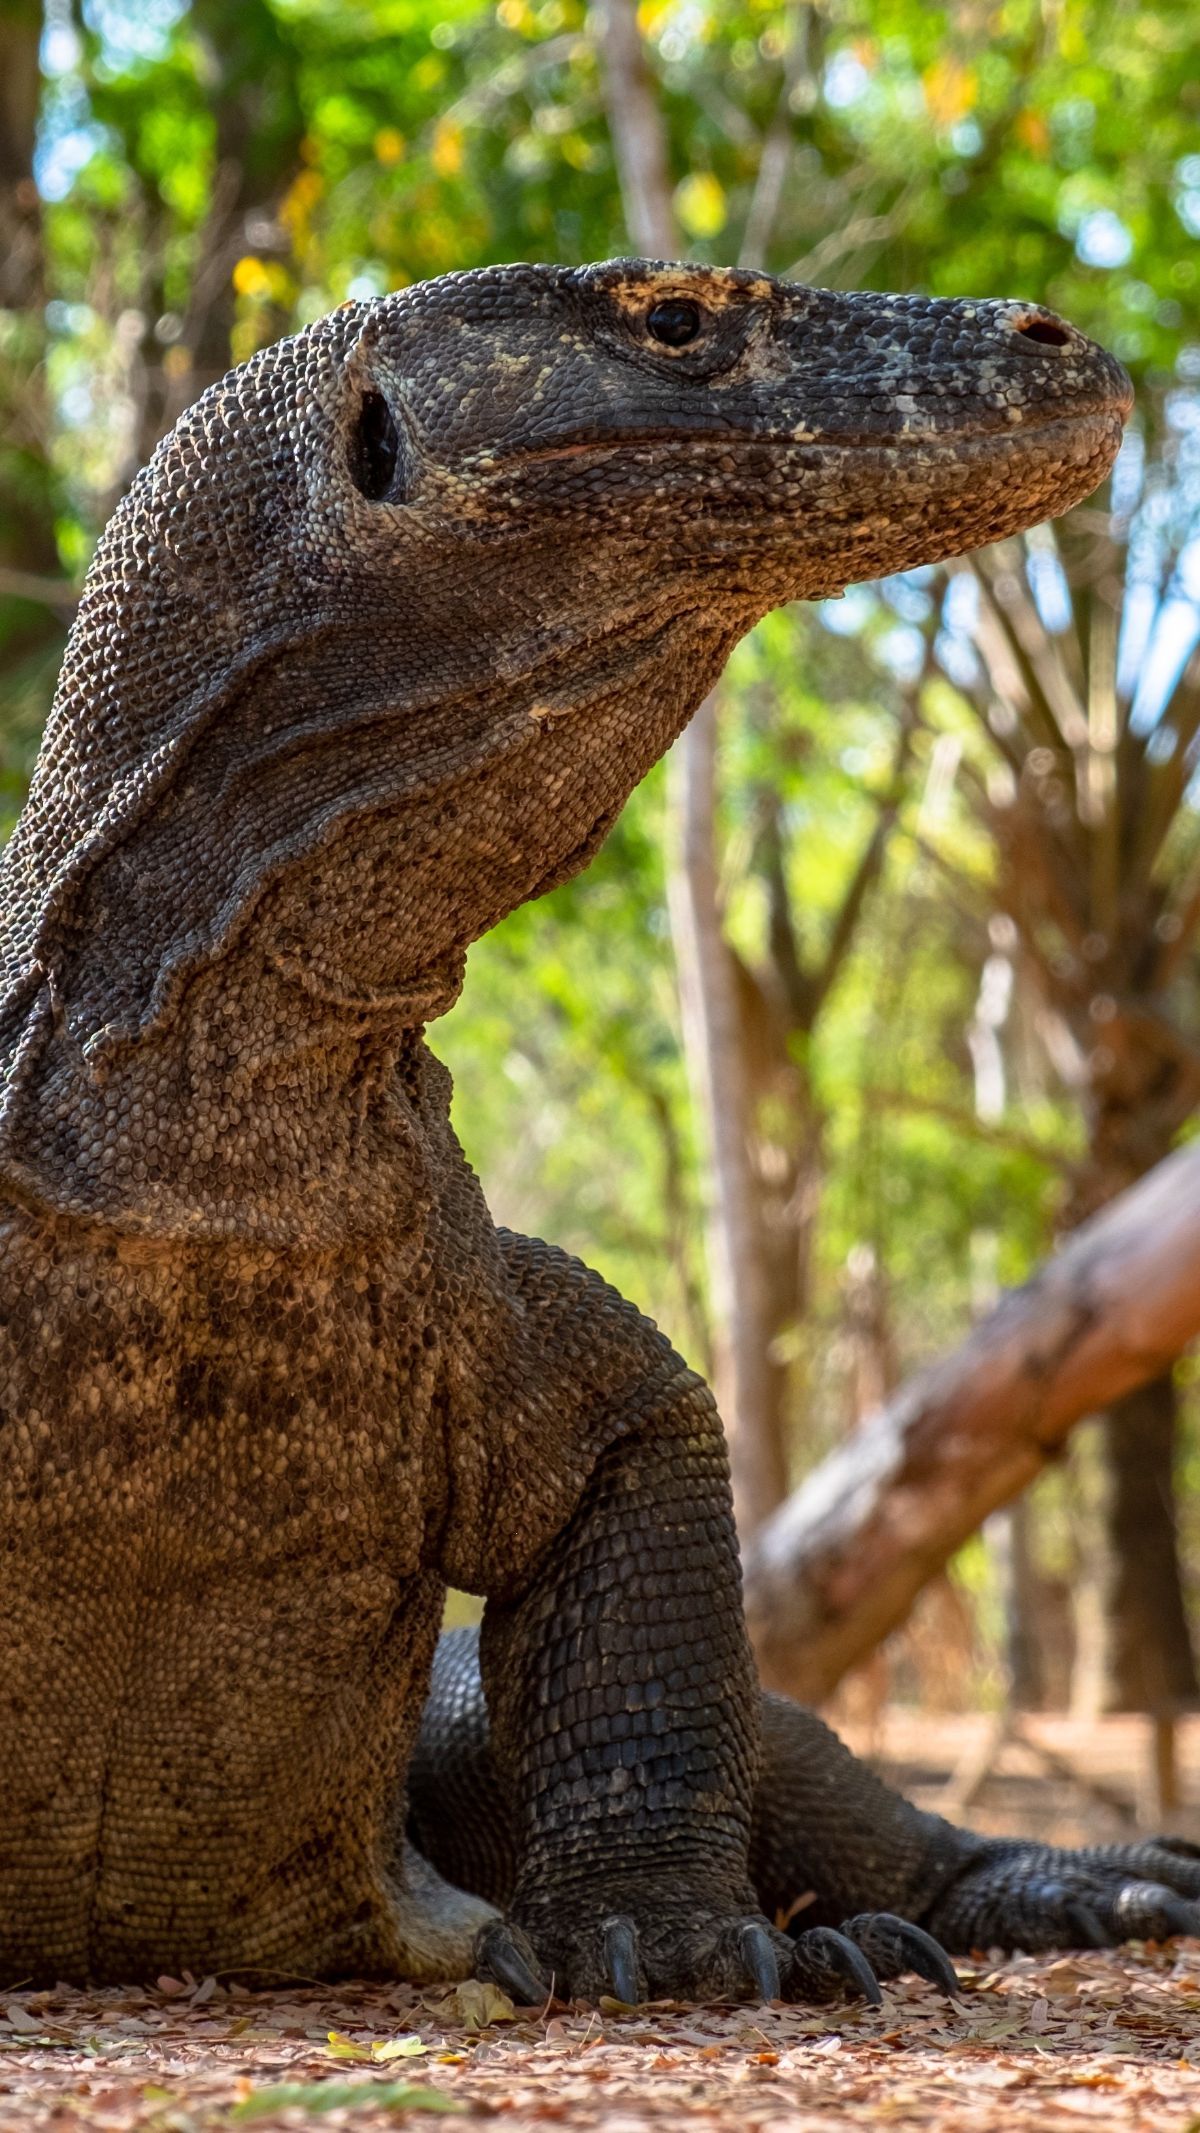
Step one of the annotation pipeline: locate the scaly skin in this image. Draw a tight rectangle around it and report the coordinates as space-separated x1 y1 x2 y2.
0 260 1133 1999
413 1630 1200 1973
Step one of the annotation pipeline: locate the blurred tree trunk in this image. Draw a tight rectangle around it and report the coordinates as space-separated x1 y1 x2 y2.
668 693 790 1528
0 0 45 320
955 534 1200 1718
1100 1376 1197 1709
966 927 1047 1708
1068 1129 1198 1714
0 0 70 709
598 0 789 1533
124 0 305 470
742 1141 1200 1701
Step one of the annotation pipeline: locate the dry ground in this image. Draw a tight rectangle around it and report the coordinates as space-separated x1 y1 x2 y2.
3 1714 1198 2132
2 1945 1199 2133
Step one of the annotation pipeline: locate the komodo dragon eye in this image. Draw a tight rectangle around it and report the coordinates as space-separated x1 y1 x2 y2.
646 299 703 348
348 388 406 501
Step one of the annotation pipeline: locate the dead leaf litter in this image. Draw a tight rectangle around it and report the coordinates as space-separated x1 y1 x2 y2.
0 1944 1196 2131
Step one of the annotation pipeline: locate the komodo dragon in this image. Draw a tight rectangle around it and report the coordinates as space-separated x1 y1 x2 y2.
2 257 1197 2007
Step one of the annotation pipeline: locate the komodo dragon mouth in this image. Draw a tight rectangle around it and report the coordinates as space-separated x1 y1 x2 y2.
486 402 1131 468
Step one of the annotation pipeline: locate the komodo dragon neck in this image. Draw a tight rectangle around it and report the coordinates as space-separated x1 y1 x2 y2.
0 260 1130 1243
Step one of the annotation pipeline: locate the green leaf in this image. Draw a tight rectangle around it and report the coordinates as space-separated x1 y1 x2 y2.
231 2079 461 2120
325 2031 372 2062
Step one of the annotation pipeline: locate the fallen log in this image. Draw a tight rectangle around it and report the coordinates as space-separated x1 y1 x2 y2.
742 1139 1200 1701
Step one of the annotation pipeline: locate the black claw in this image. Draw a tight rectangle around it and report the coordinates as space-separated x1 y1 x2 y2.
877 1914 961 1997
1062 1899 1110 1949
602 1916 642 2006
818 1928 884 2007
476 1922 546 2006
1143 1890 1200 1941
739 1921 781 2003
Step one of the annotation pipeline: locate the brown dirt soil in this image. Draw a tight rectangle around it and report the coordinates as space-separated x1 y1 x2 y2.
2 1943 1199 2133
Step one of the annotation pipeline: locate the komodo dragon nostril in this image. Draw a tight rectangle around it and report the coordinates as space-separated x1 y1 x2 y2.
1014 314 1073 348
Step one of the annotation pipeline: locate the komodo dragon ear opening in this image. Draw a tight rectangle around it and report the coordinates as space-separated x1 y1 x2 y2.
348 388 410 503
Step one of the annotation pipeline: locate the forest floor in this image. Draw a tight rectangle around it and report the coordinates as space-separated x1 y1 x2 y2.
2 1713 1197 2133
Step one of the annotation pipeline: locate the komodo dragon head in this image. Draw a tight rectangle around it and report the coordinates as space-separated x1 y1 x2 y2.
0 260 1130 1232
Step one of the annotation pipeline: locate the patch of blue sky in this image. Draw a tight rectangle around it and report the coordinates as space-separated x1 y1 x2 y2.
1026 543 1073 635
943 572 978 636
1126 595 1200 735
823 51 871 110
820 584 876 636
35 115 107 203
1110 429 1145 522
876 623 925 681
934 628 980 690
83 0 188 69
880 571 934 624
1073 209 1134 270
41 13 81 76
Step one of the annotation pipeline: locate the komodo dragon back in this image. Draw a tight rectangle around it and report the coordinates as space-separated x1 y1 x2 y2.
0 261 1143 1996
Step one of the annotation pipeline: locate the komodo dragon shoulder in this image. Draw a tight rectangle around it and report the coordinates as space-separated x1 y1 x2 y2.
1 257 1194 2005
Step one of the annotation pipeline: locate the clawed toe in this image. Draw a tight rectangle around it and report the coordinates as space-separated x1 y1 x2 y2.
892 1919 961 1995
1061 1895 1110 1948
790 1923 884 2006
1154 1890 1200 1939
1112 1882 1200 1942
479 1896 961 2010
602 1915 643 2004
843 1912 961 1996
788 1909 959 2003
474 1918 547 2005
925 1833 1200 1956
740 1920 782 2002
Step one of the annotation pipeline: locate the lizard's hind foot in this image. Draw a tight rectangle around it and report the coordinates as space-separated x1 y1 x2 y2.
924 1836 1200 1953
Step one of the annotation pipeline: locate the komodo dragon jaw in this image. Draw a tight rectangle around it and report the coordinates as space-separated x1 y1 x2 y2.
0 262 1146 2004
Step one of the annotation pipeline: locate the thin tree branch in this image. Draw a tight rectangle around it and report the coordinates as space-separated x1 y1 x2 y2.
872 1085 1076 1172
0 569 79 611
595 0 677 254
806 677 922 1024
1154 856 1200 992
738 4 807 269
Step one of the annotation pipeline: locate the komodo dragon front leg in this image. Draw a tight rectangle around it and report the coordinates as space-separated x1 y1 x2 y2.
433 1232 956 2005
411 1631 1200 1967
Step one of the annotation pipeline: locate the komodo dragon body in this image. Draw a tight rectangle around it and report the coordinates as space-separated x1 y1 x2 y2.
1 258 1196 2003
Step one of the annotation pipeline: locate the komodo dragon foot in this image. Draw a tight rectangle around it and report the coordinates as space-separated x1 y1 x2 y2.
412 1636 1200 2004
475 1903 958 2007
915 1837 1200 1954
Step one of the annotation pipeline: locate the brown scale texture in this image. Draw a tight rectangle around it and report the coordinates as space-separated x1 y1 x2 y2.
0 258 1167 2001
